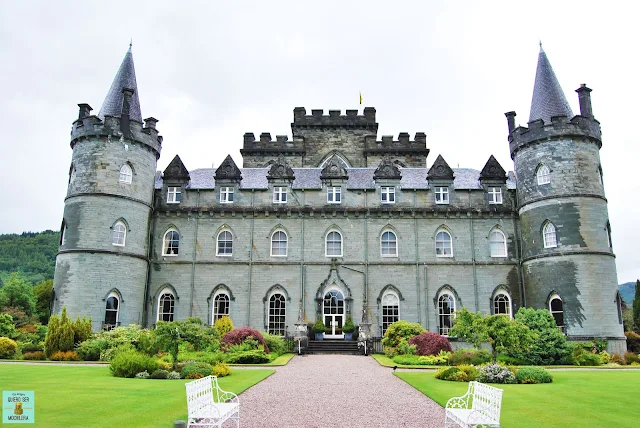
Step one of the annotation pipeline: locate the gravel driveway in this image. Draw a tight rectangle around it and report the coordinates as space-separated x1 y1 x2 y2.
238 354 444 427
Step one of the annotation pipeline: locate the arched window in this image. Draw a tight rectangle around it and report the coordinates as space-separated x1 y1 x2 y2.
325 231 343 257
493 292 511 317
549 294 564 332
119 164 133 184
536 164 551 185
268 293 286 335
112 221 126 247
213 292 230 322
271 230 288 257
69 164 76 184
381 292 399 334
606 222 612 249
104 292 119 329
381 230 398 257
543 222 557 248
217 231 233 256
60 220 67 246
435 230 453 257
163 229 180 256
489 229 507 257
157 291 175 322
438 293 455 335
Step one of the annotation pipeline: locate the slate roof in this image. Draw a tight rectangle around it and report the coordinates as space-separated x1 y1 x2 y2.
97 46 143 123
156 167 517 190
529 46 573 124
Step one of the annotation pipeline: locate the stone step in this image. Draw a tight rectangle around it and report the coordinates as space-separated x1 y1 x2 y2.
307 339 361 354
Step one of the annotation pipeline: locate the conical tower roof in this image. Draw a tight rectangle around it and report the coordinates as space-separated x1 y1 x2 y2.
97 46 142 123
529 45 573 124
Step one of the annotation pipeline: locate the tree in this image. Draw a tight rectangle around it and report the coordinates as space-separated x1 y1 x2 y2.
633 279 640 331
44 307 75 358
34 279 53 324
450 307 534 362
511 307 572 365
154 321 183 368
0 313 17 339
0 272 36 316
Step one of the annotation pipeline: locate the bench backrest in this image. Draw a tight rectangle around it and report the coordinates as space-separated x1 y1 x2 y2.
185 375 215 416
470 381 503 423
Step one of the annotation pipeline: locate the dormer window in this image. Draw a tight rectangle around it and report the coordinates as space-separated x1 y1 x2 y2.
273 186 287 204
167 187 181 204
488 187 502 204
381 186 395 204
435 186 449 204
220 187 234 204
327 187 341 204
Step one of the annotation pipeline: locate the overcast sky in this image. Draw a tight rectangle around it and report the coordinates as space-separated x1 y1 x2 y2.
1 1 638 282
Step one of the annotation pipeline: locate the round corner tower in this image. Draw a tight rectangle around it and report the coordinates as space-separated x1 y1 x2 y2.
52 47 162 330
506 47 625 353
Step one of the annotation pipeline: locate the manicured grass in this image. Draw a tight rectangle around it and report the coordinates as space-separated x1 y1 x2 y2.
396 370 640 428
0 364 274 427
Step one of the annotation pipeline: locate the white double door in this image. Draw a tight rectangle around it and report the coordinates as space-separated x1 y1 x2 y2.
323 289 344 338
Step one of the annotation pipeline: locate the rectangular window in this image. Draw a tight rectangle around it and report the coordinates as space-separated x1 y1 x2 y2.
220 187 234 203
381 186 395 204
273 186 287 204
488 187 503 204
327 187 341 204
435 186 449 204
167 187 181 204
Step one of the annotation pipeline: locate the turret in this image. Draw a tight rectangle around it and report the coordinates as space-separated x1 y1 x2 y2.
53 46 162 330
506 46 624 353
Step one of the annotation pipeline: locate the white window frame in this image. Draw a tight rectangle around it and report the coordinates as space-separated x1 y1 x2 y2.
119 164 133 184
489 229 507 258
435 230 453 257
273 186 287 204
167 186 181 204
112 221 126 247
549 294 564 332
488 187 502 204
163 228 180 256
537 164 551 185
438 293 455 335
325 230 343 257
435 186 449 204
380 186 395 204
271 230 288 257
157 290 175 322
216 230 233 256
220 186 234 204
327 187 341 204
381 292 400 335
212 291 230 323
380 230 398 257
268 292 286 335
493 292 512 317
543 222 557 248
104 292 119 328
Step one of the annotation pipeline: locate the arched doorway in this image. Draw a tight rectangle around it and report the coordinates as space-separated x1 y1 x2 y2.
323 289 345 338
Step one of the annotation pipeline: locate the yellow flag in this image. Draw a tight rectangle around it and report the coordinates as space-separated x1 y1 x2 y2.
359 91 363 105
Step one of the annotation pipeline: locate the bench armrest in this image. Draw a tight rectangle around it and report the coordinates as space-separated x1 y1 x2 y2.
445 392 471 409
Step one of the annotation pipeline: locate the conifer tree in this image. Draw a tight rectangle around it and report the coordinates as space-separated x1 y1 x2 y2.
633 279 640 331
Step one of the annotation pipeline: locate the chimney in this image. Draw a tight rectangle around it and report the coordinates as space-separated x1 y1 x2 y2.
576 84 593 119
77 104 92 121
144 117 158 130
505 111 516 134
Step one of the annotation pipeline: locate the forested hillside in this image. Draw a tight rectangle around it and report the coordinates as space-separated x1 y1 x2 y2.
0 230 60 284
619 281 636 305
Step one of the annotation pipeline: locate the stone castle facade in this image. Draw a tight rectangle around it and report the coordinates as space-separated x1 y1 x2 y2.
52 46 626 352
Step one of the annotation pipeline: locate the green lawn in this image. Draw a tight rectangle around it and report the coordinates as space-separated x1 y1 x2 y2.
0 364 274 427
396 370 640 428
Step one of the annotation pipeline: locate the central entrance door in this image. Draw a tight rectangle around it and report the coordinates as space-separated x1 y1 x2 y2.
323 289 345 338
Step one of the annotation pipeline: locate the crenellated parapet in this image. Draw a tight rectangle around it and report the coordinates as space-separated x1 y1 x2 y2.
365 132 428 155
291 107 377 130
240 132 306 154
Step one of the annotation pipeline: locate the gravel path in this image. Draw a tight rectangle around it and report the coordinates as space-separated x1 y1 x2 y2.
238 354 444 428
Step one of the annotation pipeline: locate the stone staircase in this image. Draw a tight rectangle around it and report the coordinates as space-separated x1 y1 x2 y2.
307 339 361 354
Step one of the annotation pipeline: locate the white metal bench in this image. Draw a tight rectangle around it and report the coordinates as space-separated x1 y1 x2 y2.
185 375 239 428
445 381 503 428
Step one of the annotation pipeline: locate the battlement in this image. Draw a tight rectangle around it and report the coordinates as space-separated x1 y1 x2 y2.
240 132 306 154
291 107 378 129
508 114 601 159
71 104 162 158
364 132 429 155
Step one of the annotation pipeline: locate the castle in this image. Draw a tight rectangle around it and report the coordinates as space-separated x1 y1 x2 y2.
52 46 626 352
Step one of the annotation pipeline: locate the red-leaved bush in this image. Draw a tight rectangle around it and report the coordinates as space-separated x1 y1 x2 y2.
408 332 452 356
221 328 270 353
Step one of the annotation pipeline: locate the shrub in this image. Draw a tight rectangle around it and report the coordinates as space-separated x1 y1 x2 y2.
381 320 424 350
397 339 417 356
50 350 80 361
477 363 516 384
573 351 601 366
599 351 611 364
221 328 269 353
408 332 452 356
100 343 136 362
214 316 234 337
626 331 640 353
610 353 625 364
135 371 150 379
624 351 640 365
510 308 571 365
435 366 460 380
448 348 491 366
0 337 19 359
213 362 232 377
22 351 46 360
225 350 270 364
109 349 159 378
262 333 287 356
393 351 450 366
44 307 75 358
73 316 92 345
21 343 43 353
76 339 108 361
168 371 181 380
515 366 553 384
383 346 398 358
435 365 477 382
156 359 172 371
180 362 213 379
150 369 169 379
0 314 17 338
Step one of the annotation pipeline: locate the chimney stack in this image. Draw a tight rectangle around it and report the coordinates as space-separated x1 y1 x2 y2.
576 84 593 119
